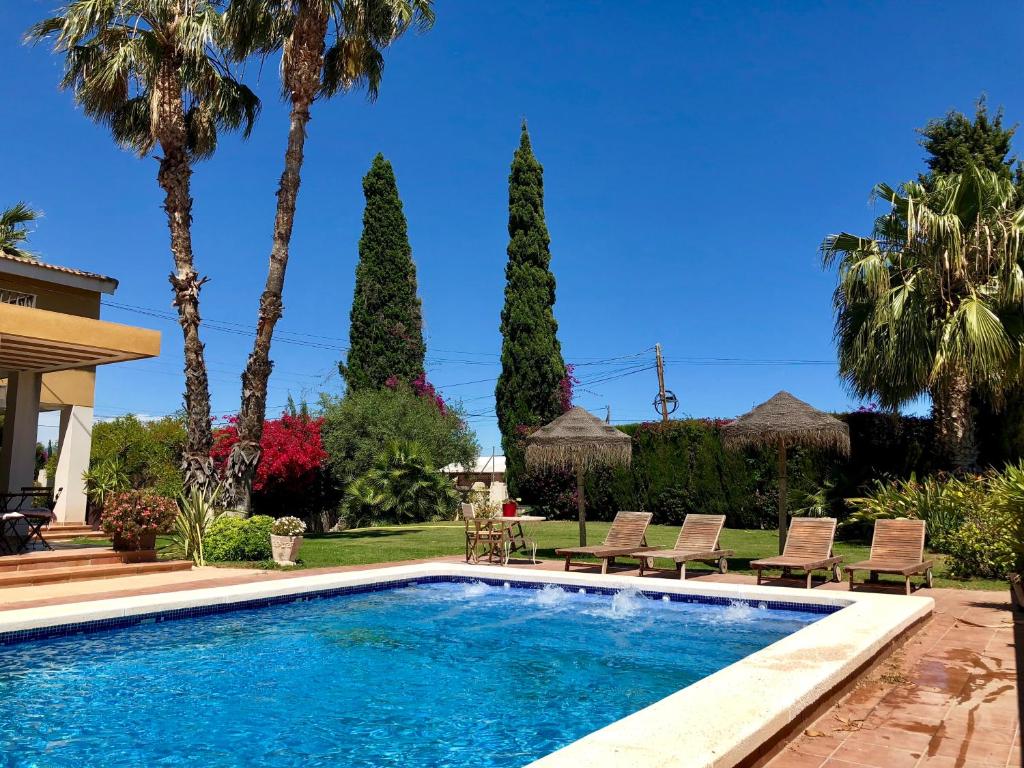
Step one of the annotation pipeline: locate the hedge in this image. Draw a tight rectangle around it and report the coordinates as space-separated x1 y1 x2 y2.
521 412 939 529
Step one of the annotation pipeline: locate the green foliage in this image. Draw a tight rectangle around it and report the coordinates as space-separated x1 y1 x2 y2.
319 386 477 489
844 474 978 552
521 413 943 529
205 514 275 562
946 462 1024 578
90 415 186 499
844 461 1024 578
342 442 459 526
342 154 426 392
495 123 567 494
0 203 40 260
169 488 224 567
918 97 1020 185
822 168 1024 467
82 458 130 513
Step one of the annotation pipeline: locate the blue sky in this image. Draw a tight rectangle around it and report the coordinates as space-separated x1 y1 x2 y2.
3 1 1023 452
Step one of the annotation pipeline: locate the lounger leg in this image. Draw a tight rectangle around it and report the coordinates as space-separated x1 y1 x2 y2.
679 562 686 581
563 554 571 572
756 569 762 585
638 557 646 576
869 571 879 583
848 569 855 590
805 571 812 589
601 558 609 575
904 576 911 596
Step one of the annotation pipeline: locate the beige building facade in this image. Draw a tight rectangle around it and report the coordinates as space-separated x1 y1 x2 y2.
0 254 160 523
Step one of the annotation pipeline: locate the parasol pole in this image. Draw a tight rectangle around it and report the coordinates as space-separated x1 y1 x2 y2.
777 438 787 555
576 463 587 547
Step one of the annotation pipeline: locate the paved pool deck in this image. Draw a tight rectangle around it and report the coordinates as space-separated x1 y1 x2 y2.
0 554 1017 768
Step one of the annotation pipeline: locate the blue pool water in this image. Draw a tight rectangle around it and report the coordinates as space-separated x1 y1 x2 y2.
0 580 825 767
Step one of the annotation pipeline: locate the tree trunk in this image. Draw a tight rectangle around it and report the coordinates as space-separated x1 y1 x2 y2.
154 59 216 494
576 464 586 547
931 371 979 471
777 440 787 555
223 6 328 512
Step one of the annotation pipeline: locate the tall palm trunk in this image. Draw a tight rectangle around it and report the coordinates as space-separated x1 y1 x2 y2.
223 6 328 512
154 59 216 492
931 371 979 471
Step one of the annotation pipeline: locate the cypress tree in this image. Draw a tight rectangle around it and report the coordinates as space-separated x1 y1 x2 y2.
342 154 426 392
495 123 567 490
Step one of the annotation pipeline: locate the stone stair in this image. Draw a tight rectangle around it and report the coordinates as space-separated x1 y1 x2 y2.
0 547 191 588
42 523 107 543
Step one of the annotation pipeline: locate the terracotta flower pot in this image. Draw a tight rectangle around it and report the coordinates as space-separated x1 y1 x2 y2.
112 530 157 562
271 534 303 566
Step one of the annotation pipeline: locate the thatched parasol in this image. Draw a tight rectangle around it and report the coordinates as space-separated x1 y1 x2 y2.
721 391 850 554
525 407 632 546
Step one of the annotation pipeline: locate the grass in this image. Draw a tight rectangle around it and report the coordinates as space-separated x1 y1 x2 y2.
238 521 1006 591
72 521 1005 590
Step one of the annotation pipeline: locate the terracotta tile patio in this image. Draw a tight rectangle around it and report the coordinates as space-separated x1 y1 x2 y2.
0 554 1018 768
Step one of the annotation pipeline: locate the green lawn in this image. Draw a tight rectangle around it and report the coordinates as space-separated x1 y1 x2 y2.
74 521 1004 590
270 522 1004 590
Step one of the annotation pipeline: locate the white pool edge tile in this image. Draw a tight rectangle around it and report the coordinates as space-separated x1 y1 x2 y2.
0 563 933 768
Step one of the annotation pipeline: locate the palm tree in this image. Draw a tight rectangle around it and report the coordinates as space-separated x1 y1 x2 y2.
822 167 1024 469
0 203 40 260
29 2 259 492
221 0 434 512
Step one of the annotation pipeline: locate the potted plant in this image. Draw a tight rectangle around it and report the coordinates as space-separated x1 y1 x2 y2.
101 490 177 562
270 516 306 566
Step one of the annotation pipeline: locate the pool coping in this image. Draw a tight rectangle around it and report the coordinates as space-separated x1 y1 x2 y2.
0 562 933 768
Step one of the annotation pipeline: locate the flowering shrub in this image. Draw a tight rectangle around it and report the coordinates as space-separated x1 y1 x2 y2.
101 490 178 545
386 373 447 415
557 364 579 413
211 413 327 496
272 516 306 537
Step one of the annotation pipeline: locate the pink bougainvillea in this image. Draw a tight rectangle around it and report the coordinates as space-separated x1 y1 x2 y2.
386 372 448 415
558 364 579 413
211 413 327 495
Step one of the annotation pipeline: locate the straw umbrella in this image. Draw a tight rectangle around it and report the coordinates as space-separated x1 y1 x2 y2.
525 407 632 547
721 391 850 555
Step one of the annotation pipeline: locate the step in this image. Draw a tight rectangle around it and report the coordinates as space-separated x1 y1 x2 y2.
0 548 122 573
44 530 107 542
0 560 192 588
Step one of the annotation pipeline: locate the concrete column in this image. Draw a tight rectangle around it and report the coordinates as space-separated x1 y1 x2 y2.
0 372 41 500
52 405 92 525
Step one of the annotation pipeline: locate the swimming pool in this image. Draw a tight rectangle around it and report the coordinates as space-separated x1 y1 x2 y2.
0 578 823 767
0 564 933 767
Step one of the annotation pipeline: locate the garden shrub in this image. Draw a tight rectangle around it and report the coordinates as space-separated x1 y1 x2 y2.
90 415 187 499
518 412 948 530
205 515 275 562
342 442 459 526
320 386 478 490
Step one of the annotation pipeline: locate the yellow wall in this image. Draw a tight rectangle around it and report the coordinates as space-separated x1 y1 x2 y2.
0 274 101 319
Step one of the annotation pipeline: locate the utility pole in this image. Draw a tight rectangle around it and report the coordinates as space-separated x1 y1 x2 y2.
655 343 669 423
605 405 611 424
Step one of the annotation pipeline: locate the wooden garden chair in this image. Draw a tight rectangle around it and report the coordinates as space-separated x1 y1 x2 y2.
630 513 733 579
750 517 843 588
461 503 506 564
845 518 934 595
555 511 654 574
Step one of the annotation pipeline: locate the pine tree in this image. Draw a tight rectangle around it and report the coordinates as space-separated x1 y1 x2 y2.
495 123 567 490
343 154 426 392
918 97 1022 189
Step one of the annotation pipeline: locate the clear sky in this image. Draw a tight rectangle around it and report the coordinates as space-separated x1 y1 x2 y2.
3 1 1022 453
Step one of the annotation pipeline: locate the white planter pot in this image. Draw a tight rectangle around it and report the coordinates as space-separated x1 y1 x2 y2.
270 534 303 566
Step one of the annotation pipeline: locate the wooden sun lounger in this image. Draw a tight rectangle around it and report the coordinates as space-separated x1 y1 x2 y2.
631 514 733 580
555 511 654 574
845 518 934 595
750 517 842 588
